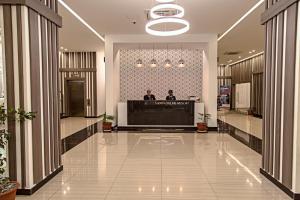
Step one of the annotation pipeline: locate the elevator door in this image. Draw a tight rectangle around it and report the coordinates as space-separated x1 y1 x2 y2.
67 80 85 117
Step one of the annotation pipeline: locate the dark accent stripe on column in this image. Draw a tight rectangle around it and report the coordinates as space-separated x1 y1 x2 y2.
3 4 17 181
274 12 284 180
51 23 59 168
40 16 50 176
281 3 297 189
28 8 43 184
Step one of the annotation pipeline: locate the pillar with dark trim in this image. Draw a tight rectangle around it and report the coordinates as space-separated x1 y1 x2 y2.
0 0 62 194
261 0 300 199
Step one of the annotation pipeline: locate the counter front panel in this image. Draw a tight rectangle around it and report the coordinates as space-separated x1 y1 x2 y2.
127 100 195 126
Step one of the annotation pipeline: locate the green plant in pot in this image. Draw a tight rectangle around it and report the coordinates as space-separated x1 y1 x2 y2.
197 113 211 133
0 104 35 200
100 113 114 132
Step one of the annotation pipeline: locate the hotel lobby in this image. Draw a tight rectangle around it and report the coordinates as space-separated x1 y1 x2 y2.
0 0 300 199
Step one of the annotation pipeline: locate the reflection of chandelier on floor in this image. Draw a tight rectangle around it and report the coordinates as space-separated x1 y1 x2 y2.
146 0 190 36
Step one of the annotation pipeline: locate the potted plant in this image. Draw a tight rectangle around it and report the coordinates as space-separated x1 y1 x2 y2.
197 113 211 133
100 113 114 132
0 104 35 200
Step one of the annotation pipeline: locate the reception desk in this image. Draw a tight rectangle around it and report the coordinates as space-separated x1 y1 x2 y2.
118 101 204 127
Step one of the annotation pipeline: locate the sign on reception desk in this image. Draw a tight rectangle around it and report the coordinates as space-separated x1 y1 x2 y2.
127 100 195 125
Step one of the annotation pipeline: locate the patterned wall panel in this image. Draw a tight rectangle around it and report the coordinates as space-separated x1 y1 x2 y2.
120 49 203 101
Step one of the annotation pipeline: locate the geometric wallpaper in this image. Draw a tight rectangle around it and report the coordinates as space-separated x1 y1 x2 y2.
120 49 203 101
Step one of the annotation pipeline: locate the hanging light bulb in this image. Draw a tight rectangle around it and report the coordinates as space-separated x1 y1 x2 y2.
136 59 143 68
178 59 185 68
164 44 172 68
150 59 158 68
164 59 172 68
178 46 185 68
150 44 157 68
136 44 143 67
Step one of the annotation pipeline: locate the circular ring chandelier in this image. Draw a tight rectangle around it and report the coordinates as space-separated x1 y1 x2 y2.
155 0 175 3
146 1 190 36
150 4 184 19
146 18 190 37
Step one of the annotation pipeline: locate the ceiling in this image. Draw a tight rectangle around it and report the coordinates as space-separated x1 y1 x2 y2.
218 3 265 64
59 0 265 60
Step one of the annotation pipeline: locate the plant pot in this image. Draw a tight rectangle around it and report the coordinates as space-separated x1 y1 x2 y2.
197 122 208 133
0 182 19 200
102 122 112 132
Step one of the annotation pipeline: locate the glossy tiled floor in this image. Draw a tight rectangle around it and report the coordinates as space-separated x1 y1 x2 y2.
60 117 101 139
17 132 291 200
218 110 263 139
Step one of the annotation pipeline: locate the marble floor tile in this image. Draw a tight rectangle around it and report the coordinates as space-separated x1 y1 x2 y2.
17 129 292 200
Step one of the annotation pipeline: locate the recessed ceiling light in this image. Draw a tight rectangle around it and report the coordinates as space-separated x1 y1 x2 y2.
58 0 105 42
218 0 264 41
60 47 64 50
64 49 68 51
249 51 253 54
252 50 256 53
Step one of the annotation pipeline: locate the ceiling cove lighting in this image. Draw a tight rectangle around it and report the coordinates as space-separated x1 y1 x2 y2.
217 0 264 42
150 4 185 19
146 1 190 36
58 0 105 42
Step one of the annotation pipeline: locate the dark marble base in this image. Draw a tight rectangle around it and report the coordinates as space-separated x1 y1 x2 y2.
61 122 102 154
117 126 197 132
260 168 300 200
217 120 262 154
17 166 63 195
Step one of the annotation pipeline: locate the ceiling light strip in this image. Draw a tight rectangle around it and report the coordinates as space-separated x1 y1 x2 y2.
58 0 105 42
228 51 264 66
218 0 264 42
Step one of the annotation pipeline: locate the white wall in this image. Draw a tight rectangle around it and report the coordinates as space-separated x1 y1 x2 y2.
235 83 251 109
105 34 218 127
96 50 106 116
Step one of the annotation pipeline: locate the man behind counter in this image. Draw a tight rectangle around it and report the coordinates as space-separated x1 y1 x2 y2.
144 89 156 100
166 90 176 100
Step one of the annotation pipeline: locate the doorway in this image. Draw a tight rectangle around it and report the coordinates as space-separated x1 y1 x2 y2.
66 79 85 117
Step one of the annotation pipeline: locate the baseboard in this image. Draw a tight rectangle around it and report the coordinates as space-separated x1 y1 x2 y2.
260 168 300 199
85 113 105 119
117 126 197 132
208 127 218 131
17 165 63 195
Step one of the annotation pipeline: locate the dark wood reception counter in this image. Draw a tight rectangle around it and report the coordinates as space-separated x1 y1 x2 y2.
127 100 195 126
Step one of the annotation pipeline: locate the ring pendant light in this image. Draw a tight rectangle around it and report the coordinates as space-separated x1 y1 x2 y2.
146 18 190 37
146 0 190 37
150 4 185 19
155 0 175 3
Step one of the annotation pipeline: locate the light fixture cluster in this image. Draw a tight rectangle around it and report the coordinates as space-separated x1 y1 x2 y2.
136 44 185 68
145 0 190 36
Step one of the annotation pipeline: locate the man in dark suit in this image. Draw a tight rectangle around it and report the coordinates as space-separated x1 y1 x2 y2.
166 90 176 100
144 90 156 100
